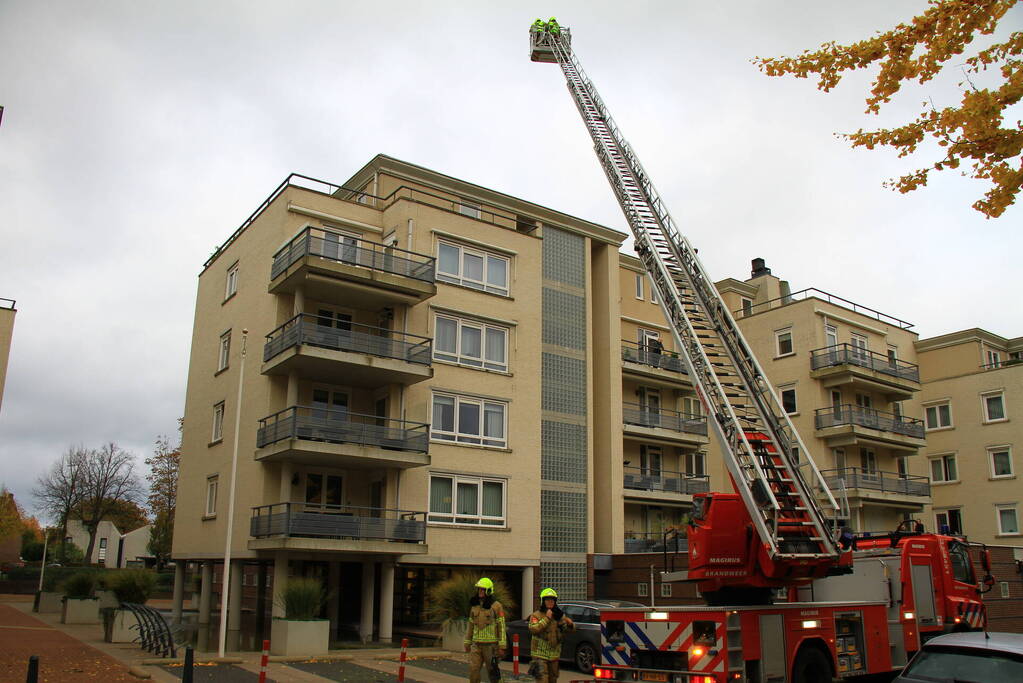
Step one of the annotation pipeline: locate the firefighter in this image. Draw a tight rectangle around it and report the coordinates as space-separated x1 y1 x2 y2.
464 577 506 683
527 588 575 682
547 17 561 35
532 18 546 33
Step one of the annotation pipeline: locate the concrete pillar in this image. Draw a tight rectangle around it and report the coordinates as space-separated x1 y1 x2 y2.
327 561 341 638
199 561 213 624
359 560 376 643
272 552 288 618
172 562 186 624
227 560 243 651
379 562 395 643
521 566 535 620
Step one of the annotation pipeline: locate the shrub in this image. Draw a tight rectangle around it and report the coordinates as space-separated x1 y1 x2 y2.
108 569 157 604
277 578 326 620
62 571 97 599
425 572 516 627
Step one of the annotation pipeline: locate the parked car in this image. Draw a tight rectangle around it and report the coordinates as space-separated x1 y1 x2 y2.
894 631 1023 682
505 599 643 674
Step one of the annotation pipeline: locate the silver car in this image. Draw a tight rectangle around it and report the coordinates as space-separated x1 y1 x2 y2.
894 632 1023 682
504 599 644 675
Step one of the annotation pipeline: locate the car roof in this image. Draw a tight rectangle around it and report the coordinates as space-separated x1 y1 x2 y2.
559 600 645 609
923 632 1023 657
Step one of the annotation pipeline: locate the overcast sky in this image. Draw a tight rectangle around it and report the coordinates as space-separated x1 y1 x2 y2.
1 1 1020 519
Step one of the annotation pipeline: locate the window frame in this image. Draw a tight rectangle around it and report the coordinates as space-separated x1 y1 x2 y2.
924 400 953 430
648 275 657 304
996 505 1020 535
929 453 958 483
217 330 231 372
432 314 509 372
225 262 239 300
634 273 644 300
427 473 506 527
982 391 1007 423
430 392 508 448
780 387 797 414
211 402 225 443
458 201 482 219
637 582 649 597
659 582 672 598
989 446 1013 479
986 349 1002 368
436 240 510 296
685 450 706 477
935 508 963 535
205 476 219 517
775 328 794 357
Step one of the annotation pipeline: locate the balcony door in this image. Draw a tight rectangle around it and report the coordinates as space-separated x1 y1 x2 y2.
638 387 661 427
640 445 662 479
638 329 661 365
315 308 353 350
304 472 343 513
320 228 359 264
859 448 878 484
312 388 348 423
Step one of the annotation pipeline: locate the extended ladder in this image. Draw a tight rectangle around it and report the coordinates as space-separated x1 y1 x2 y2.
530 25 842 563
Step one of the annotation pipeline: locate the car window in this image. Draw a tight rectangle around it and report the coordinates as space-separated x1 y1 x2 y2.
903 647 1023 681
562 606 593 623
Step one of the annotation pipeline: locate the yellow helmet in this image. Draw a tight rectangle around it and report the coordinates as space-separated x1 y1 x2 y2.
540 587 558 599
475 577 495 594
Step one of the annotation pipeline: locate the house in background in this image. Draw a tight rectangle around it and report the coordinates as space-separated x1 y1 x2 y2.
65 519 153 567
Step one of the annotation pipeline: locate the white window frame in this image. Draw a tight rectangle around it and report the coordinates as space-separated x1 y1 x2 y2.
1000 581 1011 598
648 275 657 304
825 324 838 349
430 392 508 448
427 474 506 526
775 328 794 357
851 334 868 361
433 314 509 372
436 240 510 296
659 583 672 598
212 402 225 442
996 505 1020 535
637 582 649 597
225 262 239 300
458 200 482 219
986 349 1002 368
935 508 963 535
205 476 219 517
924 401 953 430
989 446 1013 478
217 330 231 372
634 273 644 300
685 450 706 477
929 453 958 483
982 391 1007 423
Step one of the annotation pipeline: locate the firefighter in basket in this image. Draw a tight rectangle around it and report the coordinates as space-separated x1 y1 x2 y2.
527 588 575 682
464 577 506 683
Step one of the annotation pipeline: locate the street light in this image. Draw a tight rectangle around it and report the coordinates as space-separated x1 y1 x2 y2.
218 329 247 658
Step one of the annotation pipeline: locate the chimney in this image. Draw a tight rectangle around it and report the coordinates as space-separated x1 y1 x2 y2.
751 258 771 278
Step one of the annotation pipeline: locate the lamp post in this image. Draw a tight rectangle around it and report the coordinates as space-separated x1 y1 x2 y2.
37 528 51 594
218 330 247 658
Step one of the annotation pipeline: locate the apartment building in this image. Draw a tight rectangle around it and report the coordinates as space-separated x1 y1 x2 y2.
916 329 1023 545
0 297 15 413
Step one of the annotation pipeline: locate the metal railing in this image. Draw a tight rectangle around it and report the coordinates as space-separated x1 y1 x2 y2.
0 298 14 310
257 406 429 452
271 226 436 282
814 404 925 439
820 468 930 497
120 603 180 658
264 314 431 365
981 357 1023 370
623 466 709 495
250 502 426 542
624 531 689 554
621 339 687 374
810 344 920 382
737 288 914 330
622 402 707 436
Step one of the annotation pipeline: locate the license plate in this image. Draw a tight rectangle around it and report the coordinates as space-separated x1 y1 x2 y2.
640 674 668 682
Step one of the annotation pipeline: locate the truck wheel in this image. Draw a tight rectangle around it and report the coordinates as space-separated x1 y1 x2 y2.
575 642 597 674
792 647 831 683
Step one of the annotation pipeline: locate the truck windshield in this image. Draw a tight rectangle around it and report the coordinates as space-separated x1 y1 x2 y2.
947 542 975 585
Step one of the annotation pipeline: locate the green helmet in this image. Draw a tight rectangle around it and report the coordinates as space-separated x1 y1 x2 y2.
475 577 495 594
548 16 558 23
540 587 558 599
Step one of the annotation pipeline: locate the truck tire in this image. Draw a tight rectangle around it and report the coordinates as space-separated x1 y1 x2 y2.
575 642 597 674
791 647 832 683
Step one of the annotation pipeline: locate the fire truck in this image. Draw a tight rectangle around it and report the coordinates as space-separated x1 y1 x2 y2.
528 21 996 683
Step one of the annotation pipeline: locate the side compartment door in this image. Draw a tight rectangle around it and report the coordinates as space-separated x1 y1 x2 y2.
910 562 937 626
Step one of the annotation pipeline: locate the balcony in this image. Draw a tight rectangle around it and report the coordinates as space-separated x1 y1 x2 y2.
623 466 709 502
262 314 432 387
622 402 708 446
624 531 689 555
620 340 690 386
814 404 926 452
249 502 428 555
820 468 930 505
269 228 436 307
810 344 920 400
255 406 430 469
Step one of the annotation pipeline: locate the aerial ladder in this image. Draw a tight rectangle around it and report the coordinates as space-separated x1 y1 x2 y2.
529 22 851 603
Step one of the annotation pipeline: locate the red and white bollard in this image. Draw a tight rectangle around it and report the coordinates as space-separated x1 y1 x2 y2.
258 639 269 683
397 637 409 682
512 633 520 677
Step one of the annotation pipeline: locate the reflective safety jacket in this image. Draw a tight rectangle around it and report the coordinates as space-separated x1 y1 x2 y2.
465 600 506 647
528 610 575 661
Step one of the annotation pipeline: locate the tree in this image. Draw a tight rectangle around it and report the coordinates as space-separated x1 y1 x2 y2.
0 486 23 543
72 497 148 533
148 510 173 569
755 0 1022 218
74 443 144 564
145 427 180 569
33 446 88 563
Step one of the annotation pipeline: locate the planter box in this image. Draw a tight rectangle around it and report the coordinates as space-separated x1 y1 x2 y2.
62 597 100 624
36 591 63 614
105 608 139 643
96 589 120 609
270 619 330 656
442 620 468 652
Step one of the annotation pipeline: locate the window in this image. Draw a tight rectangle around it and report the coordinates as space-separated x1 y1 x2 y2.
997 506 1019 535
428 474 505 526
776 329 793 356
98 537 107 563
924 401 952 430
982 392 1006 422
217 331 231 372
637 582 649 597
935 508 963 535
225 262 239 300
948 542 974 584
433 314 508 371
649 275 657 304
1001 582 1011 598
205 476 219 516
791 446 800 463
825 324 838 348
987 349 1002 368
887 345 898 365
431 393 507 448
897 456 909 478
685 451 706 477
851 334 868 361
660 583 672 598
304 473 343 510
640 445 662 477
990 447 1013 477
930 453 958 483
436 241 509 295
212 402 225 442
458 201 482 219
635 273 644 300
312 388 348 420
781 388 797 414
741 298 753 317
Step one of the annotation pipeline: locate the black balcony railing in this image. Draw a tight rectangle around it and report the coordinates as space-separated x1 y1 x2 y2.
257 406 429 452
814 404 924 439
624 531 689 554
264 314 432 365
271 227 436 282
820 468 930 497
623 466 709 495
621 339 687 374
810 344 920 382
250 502 426 543
622 402 707 436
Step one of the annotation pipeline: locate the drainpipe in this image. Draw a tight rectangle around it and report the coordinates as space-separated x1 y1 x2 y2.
406 218 414 251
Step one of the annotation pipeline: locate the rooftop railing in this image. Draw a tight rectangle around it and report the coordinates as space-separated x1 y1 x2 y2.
810 344 920 382
623 465 709 495
271 227 435 283
256 406 429 452
264 314 432 365
820 468 930 498
621 339 688 374
737 288 913 330
981 357 1023 370
250 502 426 543
622 402 707 436
814 404 924 439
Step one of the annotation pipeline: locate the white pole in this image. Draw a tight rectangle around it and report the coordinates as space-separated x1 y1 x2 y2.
649 565 656 608
218 330 247 658
37 529 50 593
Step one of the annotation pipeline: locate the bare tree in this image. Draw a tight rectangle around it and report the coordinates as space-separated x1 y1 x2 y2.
33 445 88 562
76 443 144 564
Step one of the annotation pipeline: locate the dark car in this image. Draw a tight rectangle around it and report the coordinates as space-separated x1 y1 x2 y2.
894 632 1023 682
505 599 644 674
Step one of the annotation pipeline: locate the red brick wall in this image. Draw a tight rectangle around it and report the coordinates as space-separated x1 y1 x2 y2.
589 552 701 606
978 545 1023 633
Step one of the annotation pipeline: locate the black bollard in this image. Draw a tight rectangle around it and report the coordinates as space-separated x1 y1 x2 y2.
182 645 194 683
25 655 39 683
